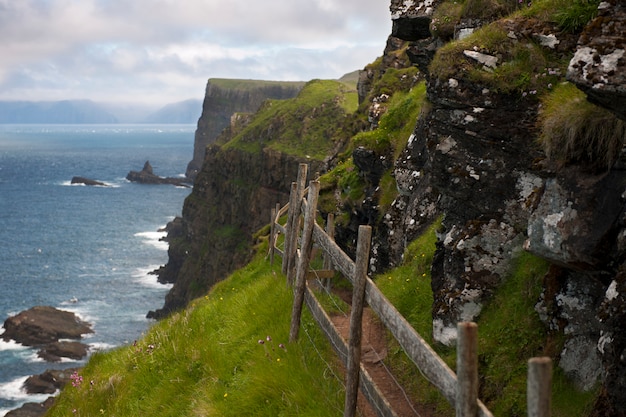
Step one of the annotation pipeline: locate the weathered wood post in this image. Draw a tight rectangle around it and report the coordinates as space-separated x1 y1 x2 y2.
528 357 552 417
322 213 335 291
289 180 320 342
457 322 478 417
344 225 372 417
283 164 308 284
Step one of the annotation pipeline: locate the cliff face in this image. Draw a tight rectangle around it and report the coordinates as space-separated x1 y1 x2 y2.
151 79 355 318
186 79 305 179
383 0 626 413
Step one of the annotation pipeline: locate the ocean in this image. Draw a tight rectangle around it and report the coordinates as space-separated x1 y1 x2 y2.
0 125 194 414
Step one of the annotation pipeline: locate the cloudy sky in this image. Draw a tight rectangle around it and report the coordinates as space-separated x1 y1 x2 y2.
0 0 392 106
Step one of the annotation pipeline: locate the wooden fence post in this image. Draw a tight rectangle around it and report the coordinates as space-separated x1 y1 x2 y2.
322 213 335 291
528 357 552 417
289 180 320 342
457 322 478 417
282 181 298 278
285 164 308 285
344 225 372 417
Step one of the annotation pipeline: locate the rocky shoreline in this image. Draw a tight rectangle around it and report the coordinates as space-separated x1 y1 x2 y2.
2 306 92 417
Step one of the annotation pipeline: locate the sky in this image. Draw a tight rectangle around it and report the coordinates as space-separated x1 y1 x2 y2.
0 0 392 106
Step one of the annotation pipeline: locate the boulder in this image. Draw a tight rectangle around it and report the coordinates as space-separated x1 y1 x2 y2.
2 306 92 346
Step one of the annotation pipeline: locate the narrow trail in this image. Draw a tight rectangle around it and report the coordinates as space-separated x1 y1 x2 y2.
330 289 437 417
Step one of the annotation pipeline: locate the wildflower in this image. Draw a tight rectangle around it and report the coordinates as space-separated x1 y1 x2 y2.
266 336 272 342
258 339 265 345
70 371 83 388
277 358 281 362
224 393 228 398
279 343 286 350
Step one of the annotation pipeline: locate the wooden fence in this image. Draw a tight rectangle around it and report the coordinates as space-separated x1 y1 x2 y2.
268 163 553 417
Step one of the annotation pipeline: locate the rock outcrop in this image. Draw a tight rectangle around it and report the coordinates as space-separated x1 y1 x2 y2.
126 160 190 187
2 306 92 362
3 306 92 346
186 79 305 179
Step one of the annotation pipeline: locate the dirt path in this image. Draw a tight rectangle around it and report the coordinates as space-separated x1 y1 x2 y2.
330 289 437 417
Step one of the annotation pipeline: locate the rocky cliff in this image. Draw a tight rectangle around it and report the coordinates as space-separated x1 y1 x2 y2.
381 0 626 414
154 0 626 414
185 79 305 179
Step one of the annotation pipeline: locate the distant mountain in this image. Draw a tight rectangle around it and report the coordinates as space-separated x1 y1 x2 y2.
142 99 203 124
0 100 118 123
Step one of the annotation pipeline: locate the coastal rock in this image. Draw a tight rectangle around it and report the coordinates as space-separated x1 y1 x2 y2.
37 341 89 362
2 306 92 346
126 160 191 187
24 368 80 394
4 397 55 417
70 176 108 186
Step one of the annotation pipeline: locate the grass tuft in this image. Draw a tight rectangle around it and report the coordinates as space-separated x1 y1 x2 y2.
539 82 626 171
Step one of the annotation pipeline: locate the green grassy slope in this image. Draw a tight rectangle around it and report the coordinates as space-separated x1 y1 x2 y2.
47 245 345 417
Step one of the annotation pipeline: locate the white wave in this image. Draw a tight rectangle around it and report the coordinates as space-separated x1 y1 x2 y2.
22 350 45 364
0 338 27 352
134 230 168 250
0 375 56 402
90 342 116 352
133 265 172 289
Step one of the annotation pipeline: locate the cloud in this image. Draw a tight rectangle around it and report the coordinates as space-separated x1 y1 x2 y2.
0 0 391 105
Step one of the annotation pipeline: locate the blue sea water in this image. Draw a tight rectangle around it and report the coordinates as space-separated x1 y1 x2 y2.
0 125 194 414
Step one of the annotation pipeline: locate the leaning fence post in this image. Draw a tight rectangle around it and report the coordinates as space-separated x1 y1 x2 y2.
289 180 319 342
344 225 372 417
528 357 552 417
457 322 478 417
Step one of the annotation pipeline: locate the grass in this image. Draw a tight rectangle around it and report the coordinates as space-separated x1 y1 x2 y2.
539 82 626 171
47 244 345 417
209 78 306 91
